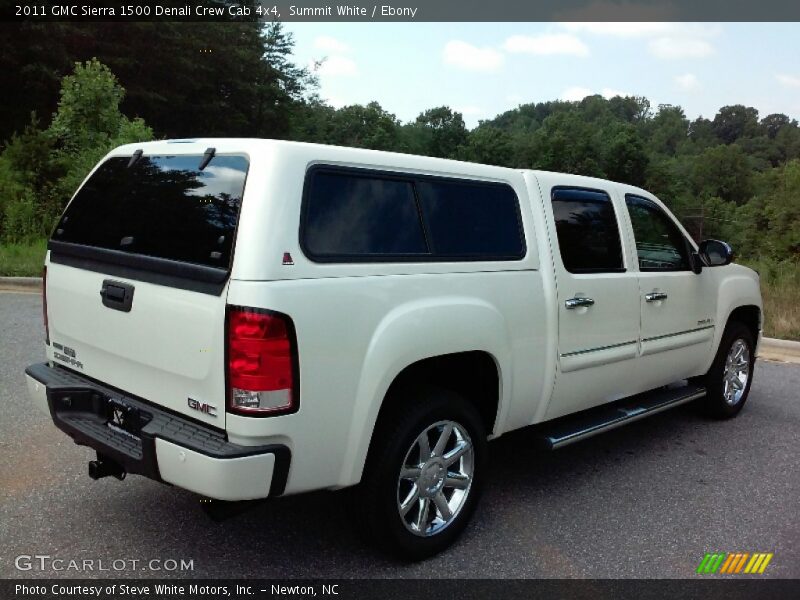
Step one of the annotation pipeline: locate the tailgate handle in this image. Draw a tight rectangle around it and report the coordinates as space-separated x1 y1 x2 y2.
100 280 134 312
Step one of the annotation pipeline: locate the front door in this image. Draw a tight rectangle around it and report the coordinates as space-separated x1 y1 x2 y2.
536 178 642 419
623 193 716 364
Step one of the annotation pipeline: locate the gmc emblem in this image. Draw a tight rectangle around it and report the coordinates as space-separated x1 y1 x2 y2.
187 397 217 417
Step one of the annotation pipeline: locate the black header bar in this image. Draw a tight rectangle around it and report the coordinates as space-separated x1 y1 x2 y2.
4 0 800 22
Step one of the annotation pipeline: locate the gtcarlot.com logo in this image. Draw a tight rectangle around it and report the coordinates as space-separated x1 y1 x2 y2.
697 552 774 574
15 555 194 572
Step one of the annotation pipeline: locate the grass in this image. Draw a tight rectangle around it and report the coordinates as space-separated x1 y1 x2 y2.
1 239 797 340
0 239 46 277
741 258 800 341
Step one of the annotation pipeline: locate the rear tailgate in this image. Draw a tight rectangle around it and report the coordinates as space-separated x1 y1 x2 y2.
44 148 251 428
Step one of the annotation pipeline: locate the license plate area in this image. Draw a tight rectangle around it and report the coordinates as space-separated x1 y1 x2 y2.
105 398 149 437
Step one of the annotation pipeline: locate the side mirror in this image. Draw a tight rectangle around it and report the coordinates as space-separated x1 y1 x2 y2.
698 239 734 267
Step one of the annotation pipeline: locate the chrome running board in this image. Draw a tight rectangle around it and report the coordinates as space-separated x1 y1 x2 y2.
538 383 706 450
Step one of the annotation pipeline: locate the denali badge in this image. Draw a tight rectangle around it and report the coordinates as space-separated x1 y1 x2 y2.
188 397 217 417
52 341 83 370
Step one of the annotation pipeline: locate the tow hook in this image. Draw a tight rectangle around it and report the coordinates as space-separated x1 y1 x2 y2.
88 455 126 481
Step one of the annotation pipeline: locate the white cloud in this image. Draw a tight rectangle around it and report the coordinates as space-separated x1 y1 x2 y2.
455 106 483 116
674 73 700 90
561 86 594 102
649 37 715 59
313 55 358 77
562 22 719 62
507 93 524 105
443 40 504 72
504 33 589 57
601 88 630 98
776 73 800 88
313 35 350 54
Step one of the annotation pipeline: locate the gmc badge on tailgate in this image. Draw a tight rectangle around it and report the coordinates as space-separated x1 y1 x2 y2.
188 397 217 417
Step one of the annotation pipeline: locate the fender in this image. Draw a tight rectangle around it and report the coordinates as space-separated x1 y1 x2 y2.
336 296 512 487
704 264 763 373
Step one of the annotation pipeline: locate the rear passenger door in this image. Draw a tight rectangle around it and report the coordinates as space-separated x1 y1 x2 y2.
539 181 642 418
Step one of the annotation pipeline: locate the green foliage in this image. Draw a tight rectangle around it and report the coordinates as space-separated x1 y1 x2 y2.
0 239 48 276
739 257 800 340
408 107 469 158
2 24 799 276
0 59 153 243
0 22 312 143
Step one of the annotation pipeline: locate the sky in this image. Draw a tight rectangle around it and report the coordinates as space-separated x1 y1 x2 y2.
283 22 800 128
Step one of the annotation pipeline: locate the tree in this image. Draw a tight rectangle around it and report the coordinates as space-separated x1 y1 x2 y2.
602 124 649 185
325 102 401 150
647 105 689 156
691 144 753 205
0 60 152 242
712 105 760 144
459 126 513 166
0 21 311 145
405 106 468 158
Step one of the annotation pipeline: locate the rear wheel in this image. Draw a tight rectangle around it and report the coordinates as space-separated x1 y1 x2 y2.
356 386 487 560
697 322 756 419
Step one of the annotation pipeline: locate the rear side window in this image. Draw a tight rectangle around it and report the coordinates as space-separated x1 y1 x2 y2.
302 171 427 257
551 187 624 273
53 154 248 269
417 180 523 258
302 167 525 261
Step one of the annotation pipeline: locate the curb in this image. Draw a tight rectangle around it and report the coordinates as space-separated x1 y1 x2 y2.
0 276 42 291
759 337 800 364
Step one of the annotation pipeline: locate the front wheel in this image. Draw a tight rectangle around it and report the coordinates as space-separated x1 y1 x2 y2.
356 386 487 560
698 322 756 419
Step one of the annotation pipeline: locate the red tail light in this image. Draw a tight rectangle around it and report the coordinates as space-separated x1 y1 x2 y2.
42 266 50 345
226 306 298 416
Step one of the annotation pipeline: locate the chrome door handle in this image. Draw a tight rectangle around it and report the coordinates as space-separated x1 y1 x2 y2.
565 297 595 309
645 292 668 302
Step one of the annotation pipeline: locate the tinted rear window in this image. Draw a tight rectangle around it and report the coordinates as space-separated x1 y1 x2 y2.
52 154 248 269
302 167 525 261
551 187 624 273
417 180 523 258
303 171 428 257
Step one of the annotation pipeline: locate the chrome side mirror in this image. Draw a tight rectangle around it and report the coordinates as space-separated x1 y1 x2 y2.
699 239 734 267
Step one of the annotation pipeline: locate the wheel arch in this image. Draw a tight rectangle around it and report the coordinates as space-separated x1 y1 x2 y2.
336 298 512 488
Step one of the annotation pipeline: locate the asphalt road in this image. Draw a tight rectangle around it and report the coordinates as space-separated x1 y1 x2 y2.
1 291 798 579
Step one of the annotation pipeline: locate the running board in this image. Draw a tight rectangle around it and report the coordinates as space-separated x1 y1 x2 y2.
538 383 706 450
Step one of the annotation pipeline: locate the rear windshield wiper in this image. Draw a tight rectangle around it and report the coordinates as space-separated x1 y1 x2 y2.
198 147 216 171
127 149 143 168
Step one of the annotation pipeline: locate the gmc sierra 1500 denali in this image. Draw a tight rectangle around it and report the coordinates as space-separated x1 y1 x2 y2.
25 139 762 559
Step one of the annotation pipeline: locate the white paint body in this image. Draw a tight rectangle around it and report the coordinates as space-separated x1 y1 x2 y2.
33 139 763 499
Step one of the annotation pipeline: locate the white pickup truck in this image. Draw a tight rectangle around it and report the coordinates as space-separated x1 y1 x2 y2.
26 139 762 559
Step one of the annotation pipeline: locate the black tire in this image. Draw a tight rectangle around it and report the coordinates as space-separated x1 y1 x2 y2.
355 386 487 561
696 321 756 419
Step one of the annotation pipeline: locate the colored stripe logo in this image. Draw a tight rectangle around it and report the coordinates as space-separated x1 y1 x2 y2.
697 552 774 574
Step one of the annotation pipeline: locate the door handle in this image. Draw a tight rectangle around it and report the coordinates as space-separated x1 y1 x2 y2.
645 291 668 302
100 280 135 312
565 297 595 309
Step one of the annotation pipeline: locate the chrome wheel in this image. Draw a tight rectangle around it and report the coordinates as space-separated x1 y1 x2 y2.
723 339 750 405
396 420 474 537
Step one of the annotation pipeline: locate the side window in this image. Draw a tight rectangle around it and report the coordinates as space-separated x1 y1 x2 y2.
303 170 427 258
551 187 624 273
416 179 524 258
302 166 526 262
625 194 690 271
